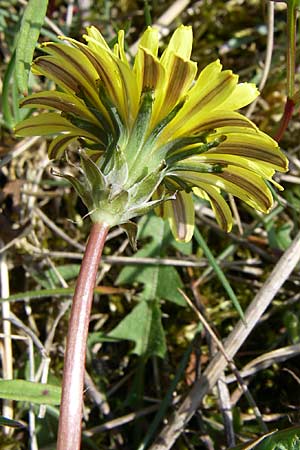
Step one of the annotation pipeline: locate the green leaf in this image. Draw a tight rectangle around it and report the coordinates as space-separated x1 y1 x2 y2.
15 0 48 95
116 214 185 305
2 51 16 129
0 380 61 405
108 299 166 357
42 264 81 288
90 214 187 358
267 222 293 251
230 426 300 450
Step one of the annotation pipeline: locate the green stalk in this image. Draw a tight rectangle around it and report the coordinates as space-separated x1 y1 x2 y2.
57 222 110 450
275 0 297 141
287 0 297 99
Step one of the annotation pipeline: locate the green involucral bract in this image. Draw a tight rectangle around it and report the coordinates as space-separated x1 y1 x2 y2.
15 25 288 242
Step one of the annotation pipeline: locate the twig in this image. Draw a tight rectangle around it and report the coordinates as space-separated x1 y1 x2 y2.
0 136 40 169
217 375 235 448
24 245 208 267
84 369 110 416
34 207 85 252
149 231 300 450
85 404 160 436
225 343 300 383
180 290 267 434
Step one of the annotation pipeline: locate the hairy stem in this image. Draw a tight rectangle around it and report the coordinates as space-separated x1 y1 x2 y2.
57 222 110 450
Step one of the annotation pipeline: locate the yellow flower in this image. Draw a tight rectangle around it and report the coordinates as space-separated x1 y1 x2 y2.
15 25 288 242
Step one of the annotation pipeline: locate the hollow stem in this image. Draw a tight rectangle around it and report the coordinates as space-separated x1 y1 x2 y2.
57 221 110 450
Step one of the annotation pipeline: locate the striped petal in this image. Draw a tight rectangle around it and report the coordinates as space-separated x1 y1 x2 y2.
14 112 101 142
182 61 238 114
153 55 197 126
207 129 288 172
164 190 195 242
20 91 99 125
134 48 165 99
189 153 277 181
36 43 101 108
66 36 138 125
48 135 79 159
181 165 274 213
64 37 126 119
193 185 233 232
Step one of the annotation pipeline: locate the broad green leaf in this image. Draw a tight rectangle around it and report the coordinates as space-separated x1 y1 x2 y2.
15 0 48 95
107 299 166 357
91 214 187 358
116 214 185 305
30 264 81 289
0 380 61 405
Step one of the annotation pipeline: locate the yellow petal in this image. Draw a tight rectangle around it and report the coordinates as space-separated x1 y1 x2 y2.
219 83 259 110
163 63 239 137
185 68 238 116
72 36 124 102
193 185 233 232
164 190 195 242
134 48 165 100
153 55 197 126
116 30 130 67
15 112 100 142
181 166 273 213
206 130 288 172
138 27 159 56
48 135 79 159
162 110 255 142
84 26 111 51
20 91 99 125
35 43 102 110
161 25 193 64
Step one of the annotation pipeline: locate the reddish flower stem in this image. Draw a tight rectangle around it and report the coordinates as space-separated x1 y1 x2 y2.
274 96 295 142
57 222 110 450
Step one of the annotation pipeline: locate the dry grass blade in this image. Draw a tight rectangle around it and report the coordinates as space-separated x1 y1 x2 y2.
149 231 300 450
